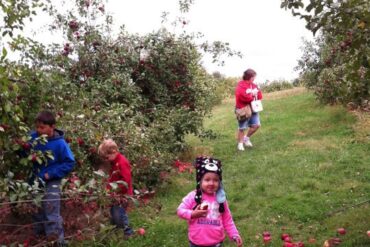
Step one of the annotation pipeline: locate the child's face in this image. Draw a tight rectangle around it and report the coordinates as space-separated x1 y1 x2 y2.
104 151 118 162
200 172 220 195
35 122 55 137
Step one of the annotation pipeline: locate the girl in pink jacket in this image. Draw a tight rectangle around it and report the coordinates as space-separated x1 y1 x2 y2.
177 156 243 247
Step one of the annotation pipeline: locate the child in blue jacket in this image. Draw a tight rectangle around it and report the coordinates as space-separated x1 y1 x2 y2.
30 110 75 246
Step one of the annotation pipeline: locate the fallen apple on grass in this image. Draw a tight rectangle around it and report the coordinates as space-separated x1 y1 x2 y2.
263 235 271 244
337 228 346 235
137 228 145 236
281 233 290 241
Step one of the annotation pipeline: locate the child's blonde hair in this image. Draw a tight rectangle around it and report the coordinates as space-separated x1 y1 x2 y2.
98 139 118 157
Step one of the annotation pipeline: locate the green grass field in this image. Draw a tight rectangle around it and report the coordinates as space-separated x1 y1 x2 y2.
80 88 370 247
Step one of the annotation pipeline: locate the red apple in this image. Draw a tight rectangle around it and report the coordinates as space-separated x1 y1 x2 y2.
330 237 341 245
308 238 316 243
77 137 84 146
0 124 10 131
263 235 271 244
296 241 305 247
263 231 271 237
337 228 346 235
137 228 145 235
283 242 295 247
31 154 37 162
22 142 31 150
200 202 208 210
367 230 370 237
281 233 290 241
283 236 292 243
23 240 29 247
68 20 79 30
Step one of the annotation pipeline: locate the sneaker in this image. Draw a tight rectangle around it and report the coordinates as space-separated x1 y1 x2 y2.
243 137 253 147
237 143 245 151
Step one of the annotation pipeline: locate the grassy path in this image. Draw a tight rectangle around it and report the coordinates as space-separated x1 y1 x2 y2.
90 89 370 246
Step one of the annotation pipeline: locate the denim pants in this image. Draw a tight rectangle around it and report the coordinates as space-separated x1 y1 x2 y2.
189 242 223 247
33 179 65 243
110 205 134 236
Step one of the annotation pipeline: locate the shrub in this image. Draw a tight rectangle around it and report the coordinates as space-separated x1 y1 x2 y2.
260 79 294 93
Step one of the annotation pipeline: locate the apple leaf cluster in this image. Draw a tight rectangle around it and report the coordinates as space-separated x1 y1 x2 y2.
0 0 235 236
281 0 370 109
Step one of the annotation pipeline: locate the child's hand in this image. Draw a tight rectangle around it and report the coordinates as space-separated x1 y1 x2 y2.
44 173 50 180
233 235 243 247
191 204 208 219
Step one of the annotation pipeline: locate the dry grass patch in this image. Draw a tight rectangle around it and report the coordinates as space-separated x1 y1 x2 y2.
316 162 334 171
295 131 307 137
289 138 341 151
264 87 307 100
352 111 370 143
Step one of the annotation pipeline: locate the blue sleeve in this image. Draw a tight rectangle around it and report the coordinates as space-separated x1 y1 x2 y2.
47 141 75 180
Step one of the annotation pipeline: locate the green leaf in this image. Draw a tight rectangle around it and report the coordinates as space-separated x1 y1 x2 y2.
7 171 14 179
306 3 314 12
314 5 324 15
109 182 118 190
116 180 128 188
4 103 11 112
1 47 7 61
9 194 17 202
36 157 42 164
94 170 106 177
46 152 54 160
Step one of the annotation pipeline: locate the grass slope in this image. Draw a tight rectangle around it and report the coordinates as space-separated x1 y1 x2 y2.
81 88 370 247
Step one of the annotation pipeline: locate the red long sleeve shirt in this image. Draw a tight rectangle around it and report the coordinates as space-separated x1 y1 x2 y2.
108 153 133 195
235 80 262 109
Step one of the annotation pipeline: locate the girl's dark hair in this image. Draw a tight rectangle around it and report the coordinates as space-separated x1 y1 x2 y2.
242 69 257 80
35 111 56 125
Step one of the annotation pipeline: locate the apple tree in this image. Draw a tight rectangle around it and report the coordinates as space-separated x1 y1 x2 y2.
281 0 370 109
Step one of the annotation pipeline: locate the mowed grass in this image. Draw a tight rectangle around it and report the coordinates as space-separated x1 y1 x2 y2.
79 88 370 247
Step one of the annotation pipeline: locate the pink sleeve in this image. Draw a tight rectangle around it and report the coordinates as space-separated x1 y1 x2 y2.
177 191 196 220
222 201 240 240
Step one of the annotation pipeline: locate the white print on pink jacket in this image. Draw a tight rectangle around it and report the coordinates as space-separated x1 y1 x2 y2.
197 201 221 226
246 88 259 96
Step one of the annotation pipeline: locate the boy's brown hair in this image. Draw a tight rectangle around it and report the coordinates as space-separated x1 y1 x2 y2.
98 139 118 157
35 110 56 126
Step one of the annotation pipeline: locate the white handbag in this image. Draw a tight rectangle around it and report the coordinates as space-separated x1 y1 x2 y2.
251 97 263 113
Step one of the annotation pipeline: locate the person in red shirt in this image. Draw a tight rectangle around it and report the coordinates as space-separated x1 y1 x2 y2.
235 69 263 151
98 139 134 236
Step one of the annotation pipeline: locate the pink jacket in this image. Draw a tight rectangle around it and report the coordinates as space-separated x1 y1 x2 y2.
177 191 240 246
235 80 263 109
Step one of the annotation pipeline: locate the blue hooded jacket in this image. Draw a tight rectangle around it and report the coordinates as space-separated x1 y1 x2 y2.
31 129 75 181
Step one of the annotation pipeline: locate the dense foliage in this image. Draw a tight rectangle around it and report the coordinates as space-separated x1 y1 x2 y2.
281 0 370 109
0 0 240 244
259 79 295 93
